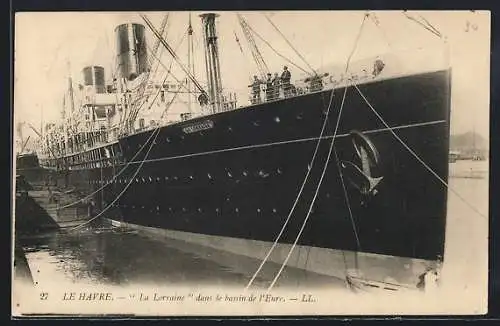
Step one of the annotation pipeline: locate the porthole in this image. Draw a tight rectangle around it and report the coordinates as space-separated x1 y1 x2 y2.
258 170 269 178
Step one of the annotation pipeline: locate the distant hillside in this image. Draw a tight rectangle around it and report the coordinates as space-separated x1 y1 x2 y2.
450 131 488 152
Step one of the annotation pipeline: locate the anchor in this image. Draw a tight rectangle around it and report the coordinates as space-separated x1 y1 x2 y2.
341 130 383 198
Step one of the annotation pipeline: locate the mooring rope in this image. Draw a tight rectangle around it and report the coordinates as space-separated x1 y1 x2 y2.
244 88 336 289
66 128 161 232
266 84 349 291
245 13 368 291
55 129 159 210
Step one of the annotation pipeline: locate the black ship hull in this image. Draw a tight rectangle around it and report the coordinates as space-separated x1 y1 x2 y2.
45 69 452 287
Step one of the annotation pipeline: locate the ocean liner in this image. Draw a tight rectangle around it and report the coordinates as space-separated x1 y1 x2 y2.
31 12 451 290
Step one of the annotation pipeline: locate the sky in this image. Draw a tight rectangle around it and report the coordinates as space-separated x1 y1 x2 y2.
14 11 490 144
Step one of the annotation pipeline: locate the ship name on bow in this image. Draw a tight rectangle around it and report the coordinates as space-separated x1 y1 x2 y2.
182 120 215 134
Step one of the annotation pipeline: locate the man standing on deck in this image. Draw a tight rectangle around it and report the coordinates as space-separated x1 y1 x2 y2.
249 75 262 104
265 73 273 102
272 73 281 100
281 66 291 97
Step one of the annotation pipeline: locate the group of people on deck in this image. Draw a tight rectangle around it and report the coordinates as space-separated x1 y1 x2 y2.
249 66 293 105
248 58 387 105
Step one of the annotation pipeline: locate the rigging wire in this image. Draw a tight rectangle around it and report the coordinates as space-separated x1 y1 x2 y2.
417 14 443 36
140 13 206 94
403 11 443 39
103 27 120 84
131 14 170 116
236 13 270 79
233 29 256 74
243 18 312 76
263 13 317 75
145 33 191 93
345 13 369 74
128 29 189 125
367 12 392 51
333 146 361 271
234 31 244 53
147 13 170 69
353 84 487 220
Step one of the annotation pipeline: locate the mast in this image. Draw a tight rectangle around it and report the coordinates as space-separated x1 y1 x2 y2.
61 94 67 157
16 122 23 154
200 13 223 113
187 13 194 114
67 61 75 114
40 105 44 139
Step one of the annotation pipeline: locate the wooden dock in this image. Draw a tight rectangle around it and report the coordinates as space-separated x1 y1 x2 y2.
27 189 92 229
15 186 95 236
